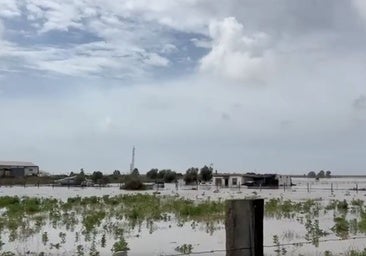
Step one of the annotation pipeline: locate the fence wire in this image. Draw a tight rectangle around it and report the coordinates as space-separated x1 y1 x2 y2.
161 235 366 256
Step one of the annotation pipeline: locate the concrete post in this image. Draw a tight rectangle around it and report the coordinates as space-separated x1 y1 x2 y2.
225 199 264 256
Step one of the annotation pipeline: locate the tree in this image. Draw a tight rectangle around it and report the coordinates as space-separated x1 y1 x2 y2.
74 170 86 185
157 170 166 180
123 175 145 190
184 167 199 185
131 168 139 176
113 170 121 176
326 171 331 178
91 171 104 183
163 170 177 183
69 171 74 176
317 170 325 178
307 171 316 178
199 165 213 182
146 169 158 180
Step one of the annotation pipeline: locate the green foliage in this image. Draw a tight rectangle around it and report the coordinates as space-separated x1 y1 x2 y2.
146 169 158 179
175 244 193 254
91 171 104 183
307 171 316 178
123 175 145 190
346 249 366 256
331 215 349 239
82 211 106 232
199 165 213 182
184 167 199 185
113 170 121 176
112 237 129 252
131 168 140 176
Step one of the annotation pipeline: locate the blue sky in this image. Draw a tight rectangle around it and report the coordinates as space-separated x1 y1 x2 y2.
1 0 366 174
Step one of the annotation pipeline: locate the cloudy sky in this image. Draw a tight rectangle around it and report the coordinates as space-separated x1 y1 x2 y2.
1 0 366 174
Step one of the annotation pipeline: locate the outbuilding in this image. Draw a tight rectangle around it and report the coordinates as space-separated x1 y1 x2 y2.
213 172 292 188
0 161 39 177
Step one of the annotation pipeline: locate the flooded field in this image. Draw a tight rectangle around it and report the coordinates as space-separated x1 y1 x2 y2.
1 177 366 255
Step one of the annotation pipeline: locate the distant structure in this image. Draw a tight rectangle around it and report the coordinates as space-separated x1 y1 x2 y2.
212 172 292 188
129 146 135 173
0 161 39 177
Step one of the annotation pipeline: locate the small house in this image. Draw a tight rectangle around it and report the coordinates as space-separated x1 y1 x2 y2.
213 172 292 188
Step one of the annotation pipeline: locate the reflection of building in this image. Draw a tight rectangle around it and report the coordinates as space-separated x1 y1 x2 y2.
0 161 39 177
213 173 292 188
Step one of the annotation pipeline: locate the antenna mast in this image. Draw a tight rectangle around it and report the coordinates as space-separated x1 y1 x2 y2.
130 146 135 173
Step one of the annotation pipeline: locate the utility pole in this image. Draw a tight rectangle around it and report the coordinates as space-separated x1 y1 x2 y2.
130 146 135 173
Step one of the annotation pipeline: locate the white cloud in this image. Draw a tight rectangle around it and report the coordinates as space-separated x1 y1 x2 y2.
0 20 4 40
199 17 274 83
0 0 21 18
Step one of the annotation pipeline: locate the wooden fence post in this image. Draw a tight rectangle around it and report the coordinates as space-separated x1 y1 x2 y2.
225 199 264 256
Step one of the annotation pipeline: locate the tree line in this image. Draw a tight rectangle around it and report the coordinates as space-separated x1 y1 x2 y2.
67 165 214 186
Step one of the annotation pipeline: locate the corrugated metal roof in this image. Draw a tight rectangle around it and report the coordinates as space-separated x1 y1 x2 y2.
0 161 38 167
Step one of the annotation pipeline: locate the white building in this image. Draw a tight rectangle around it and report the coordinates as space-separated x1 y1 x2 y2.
213 173 292 188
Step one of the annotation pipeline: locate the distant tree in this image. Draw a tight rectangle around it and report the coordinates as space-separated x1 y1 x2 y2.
131 168 140 176
157 170 166 180
69 171 74 176
75 170 86 185
146 169 159 180
91 171 104 183
163 170 177 183
326 171 331 178
199 165 213 182
123 175 145 190
184 167 199 185
113 170 121 176
317 170 325 178
307 171 316 178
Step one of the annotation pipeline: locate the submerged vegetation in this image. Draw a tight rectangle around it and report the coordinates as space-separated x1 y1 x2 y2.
0 192 366 254
0 194 225 254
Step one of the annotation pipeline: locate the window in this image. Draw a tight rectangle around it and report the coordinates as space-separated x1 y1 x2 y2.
232 178 237 186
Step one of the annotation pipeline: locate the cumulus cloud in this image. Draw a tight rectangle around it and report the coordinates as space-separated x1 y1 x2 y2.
199 17 274 84
0 0 21 18
1 1 366 173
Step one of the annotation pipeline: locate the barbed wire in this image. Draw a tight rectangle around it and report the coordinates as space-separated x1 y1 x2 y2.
160 235 366 256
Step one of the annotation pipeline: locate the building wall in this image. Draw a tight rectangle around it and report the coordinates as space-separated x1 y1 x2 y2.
276 175 292 186
229 176 243 187
10 168 25 177
24 166 39 176
213 176 224 186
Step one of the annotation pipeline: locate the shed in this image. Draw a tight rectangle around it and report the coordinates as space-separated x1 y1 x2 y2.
0 161 39 177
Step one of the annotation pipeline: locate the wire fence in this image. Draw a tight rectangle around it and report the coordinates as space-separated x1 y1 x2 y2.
161 235 366 256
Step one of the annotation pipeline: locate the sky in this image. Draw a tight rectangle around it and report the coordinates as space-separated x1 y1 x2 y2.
1 0 366 174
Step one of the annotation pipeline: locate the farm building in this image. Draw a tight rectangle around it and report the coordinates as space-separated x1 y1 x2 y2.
0 161 39 177
212 172 292 188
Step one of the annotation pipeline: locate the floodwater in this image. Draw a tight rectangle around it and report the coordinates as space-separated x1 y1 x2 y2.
1 177 366 255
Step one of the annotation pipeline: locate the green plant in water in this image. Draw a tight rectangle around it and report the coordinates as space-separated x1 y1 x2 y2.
175 244 193 254
112 237 129 252
101 233 106 248
346 249 366 256
304 216 327 246
331 215 349 239
76 245 84 256
41 232 48 246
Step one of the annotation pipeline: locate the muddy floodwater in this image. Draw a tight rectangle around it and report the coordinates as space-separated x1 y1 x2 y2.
1 177 366 256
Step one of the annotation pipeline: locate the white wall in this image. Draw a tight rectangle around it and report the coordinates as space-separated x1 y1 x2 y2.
276 175 292 186
24 166 39 176
229 176 243 187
